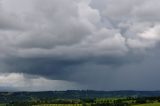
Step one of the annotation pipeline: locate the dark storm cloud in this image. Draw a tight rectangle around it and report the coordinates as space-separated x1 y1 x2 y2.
2 57 83 80
0 0 160 90
0 54 132 80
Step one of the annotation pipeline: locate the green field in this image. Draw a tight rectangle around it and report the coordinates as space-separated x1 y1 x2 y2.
133 103 160 106
33 104 82 106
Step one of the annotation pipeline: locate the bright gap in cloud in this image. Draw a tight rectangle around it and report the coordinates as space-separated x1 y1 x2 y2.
0 73 80 91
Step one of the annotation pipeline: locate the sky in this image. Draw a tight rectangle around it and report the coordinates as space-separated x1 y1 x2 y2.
0 0 160 91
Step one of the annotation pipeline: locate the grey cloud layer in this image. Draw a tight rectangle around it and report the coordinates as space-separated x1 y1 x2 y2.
0 0 160 90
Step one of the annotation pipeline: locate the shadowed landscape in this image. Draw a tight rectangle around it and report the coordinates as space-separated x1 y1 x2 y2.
0 91 160 106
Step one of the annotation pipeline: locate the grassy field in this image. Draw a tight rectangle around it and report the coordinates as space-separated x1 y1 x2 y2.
133 103 160 106
33 104 83 106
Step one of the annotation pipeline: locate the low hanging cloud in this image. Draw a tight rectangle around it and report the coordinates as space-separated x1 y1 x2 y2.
0 73 80 91
0 0 160 90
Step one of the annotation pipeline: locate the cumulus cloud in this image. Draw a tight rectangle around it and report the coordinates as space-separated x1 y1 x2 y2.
0 73 80 91
0 0 160 90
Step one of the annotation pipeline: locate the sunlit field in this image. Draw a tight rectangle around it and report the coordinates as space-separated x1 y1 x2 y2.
133 103 160 106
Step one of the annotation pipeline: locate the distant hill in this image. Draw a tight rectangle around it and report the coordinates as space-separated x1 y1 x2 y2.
1 90 160 103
